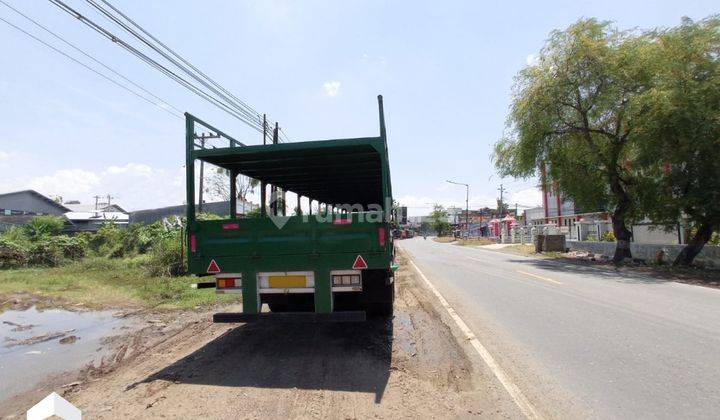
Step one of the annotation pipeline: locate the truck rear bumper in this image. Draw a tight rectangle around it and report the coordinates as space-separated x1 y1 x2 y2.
213 311 366 323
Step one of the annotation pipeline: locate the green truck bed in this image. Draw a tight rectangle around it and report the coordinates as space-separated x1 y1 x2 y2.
185 96 394 321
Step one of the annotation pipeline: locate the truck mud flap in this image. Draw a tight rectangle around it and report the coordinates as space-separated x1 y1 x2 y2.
213 311 366 323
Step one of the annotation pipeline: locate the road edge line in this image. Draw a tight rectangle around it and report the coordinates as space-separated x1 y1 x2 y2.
407 257 542 420
516 270 564 285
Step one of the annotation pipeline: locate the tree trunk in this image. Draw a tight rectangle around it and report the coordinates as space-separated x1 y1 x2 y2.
674 221 714 266
605 149 634 263
611 209 633 263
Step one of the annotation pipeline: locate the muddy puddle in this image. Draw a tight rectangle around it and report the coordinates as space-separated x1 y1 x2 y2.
0 306 134 405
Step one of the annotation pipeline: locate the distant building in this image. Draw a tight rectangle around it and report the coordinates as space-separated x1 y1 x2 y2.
523 206 545 226
0 190 70 216
0 190 71 231
0 190 131 232
63 202 129 231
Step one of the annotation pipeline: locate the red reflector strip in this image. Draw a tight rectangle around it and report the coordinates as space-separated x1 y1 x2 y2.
333 218 352 225
217 278 236 288
222 223 240 230
189 234 197 253
378 227 385 246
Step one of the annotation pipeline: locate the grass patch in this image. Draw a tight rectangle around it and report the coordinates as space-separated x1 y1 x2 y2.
0 256 239 311
454 238 496 247
432 236 457 243
490 244 565 258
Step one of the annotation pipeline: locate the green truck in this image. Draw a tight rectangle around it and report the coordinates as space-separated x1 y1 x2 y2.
186 96 395 322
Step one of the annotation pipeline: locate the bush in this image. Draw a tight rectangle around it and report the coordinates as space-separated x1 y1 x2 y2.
0 238 28 268
710 231 719 246
1 226 30 247
197 212 223 221
27 240 63 267
53 235 87 260
145 232 186 277
88 223 123 256
23 215 65 240
601 231 616 242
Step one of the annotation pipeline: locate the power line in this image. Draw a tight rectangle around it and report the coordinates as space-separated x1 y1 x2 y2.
85 0 260 124
93 0 263 120
90 0 291 143
47 0 266 133
0 15 182 119
0 0 182 115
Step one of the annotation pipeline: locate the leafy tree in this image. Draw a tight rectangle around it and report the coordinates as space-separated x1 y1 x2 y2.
635 16 720 265
23 215 65 240
205 167 259 214
429 204 451 236
494 19 654 262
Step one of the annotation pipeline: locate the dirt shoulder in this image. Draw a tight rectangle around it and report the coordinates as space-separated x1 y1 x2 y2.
2 250 521 419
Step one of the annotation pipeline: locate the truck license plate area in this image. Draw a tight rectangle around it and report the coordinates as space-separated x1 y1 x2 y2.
258 271 315 294
268 275 306 288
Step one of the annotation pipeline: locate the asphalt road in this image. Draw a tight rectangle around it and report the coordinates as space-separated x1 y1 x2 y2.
399 238 720 419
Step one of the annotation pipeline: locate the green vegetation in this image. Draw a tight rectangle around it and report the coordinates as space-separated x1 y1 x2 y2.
494 16 720 266
0 215 238 311
0 256 238 311
429 204 452 236
634 17 720 265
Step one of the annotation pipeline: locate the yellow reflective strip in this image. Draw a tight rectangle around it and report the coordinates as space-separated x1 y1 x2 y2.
268 275 306 288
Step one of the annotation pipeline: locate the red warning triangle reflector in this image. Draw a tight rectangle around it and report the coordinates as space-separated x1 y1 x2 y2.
206 259 221 274
352 255 368 270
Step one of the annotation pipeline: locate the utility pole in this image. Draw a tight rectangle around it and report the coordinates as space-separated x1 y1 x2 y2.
261 114 267 216
447 180 470 238
106 194 114 207
270 123 279 215
93 195 101 211
198 137 205 213
498 183 506 216
193 132 220 213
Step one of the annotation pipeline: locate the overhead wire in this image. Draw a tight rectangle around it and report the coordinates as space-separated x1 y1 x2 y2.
0 0 182 115
0 15 182 119
91 0 291 142
47 0 266 134
86 0 260 124
94 0 263 119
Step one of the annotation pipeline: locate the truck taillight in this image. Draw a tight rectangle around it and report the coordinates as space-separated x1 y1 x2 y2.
189 234 197 253
217 278 239 288
378 227 385 247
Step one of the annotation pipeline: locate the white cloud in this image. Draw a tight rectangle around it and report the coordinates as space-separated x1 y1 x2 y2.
6 163 186 211
507 187 543 208
526 53 540 67
323 81 341 97
28 169 101 196
0 150 9 168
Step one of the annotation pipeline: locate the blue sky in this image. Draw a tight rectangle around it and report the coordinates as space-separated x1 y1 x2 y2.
0 0 716 214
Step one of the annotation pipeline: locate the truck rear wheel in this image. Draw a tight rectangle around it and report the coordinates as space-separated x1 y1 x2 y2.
362 269 395 318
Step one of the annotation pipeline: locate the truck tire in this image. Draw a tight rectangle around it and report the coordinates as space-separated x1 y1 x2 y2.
362 269 395 318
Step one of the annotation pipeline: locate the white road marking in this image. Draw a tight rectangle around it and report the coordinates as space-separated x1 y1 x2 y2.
516 270 564 285
408 258 542 420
